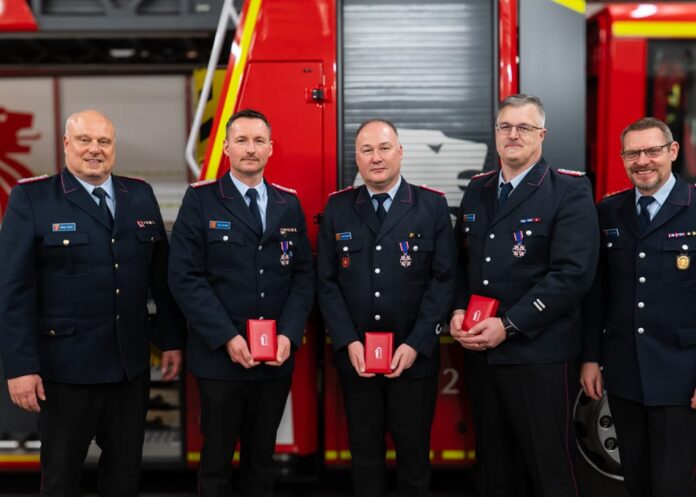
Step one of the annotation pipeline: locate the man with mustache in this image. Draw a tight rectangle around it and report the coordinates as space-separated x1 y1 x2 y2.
0 110 184 496
450 94 599 497
168 109 314 497
582 117 696 497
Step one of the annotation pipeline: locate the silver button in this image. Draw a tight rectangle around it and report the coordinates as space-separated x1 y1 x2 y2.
607 242 613 248
116 288 120 295
375 291 381 298
375 245 382 251
260 292 265 298
223 235 229 242
483 279 489 286
116 314 120 320
374 268 381 274
464 227 470 233
258 245 263 251
489 233 495 239
114 263 119 270
62 239 70 246
343 246 349 252
259 316 264 320
413 246 419 252
111 238 116 244
639 276 646 283
525 230 532 236
639 252 646 259
638 302 645 309
259 269 264 275
485 257 491 262
374 314 381 321
48 329 56 336
683 244 689 251
637 327 645 334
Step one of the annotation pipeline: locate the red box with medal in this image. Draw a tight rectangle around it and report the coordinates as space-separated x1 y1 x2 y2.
463 295 500 332
247 319 278 361
364 332 394 374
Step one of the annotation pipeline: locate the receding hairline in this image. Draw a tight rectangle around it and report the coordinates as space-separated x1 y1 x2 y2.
64 110 116 137
355 119 400 144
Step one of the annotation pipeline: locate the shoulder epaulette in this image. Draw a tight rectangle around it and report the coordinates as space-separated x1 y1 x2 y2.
329 186 355 197
602 187 631 199
190 179 216 188
419 184 446 196
556 168 586 177
471 170 497 180
17 174 49 184
272 183 297 195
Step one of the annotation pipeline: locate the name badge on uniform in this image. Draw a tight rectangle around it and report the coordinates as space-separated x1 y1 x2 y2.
52 223 76 232
512 231 526 258
399 241 412 268
280 241 291 266
603 228 620 238
463 213 476 222
336 232 352 241
209 220 231 230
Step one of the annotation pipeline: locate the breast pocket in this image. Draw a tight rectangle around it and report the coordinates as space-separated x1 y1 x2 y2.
516 224 550 265
402 239 434 280
661 238 696 282
206 230 244 270
42 232 91 277
335 239 363 283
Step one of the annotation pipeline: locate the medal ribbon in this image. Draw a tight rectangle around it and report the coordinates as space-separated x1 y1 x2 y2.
513 231 524 244
280 241 289 254
399 241 410 255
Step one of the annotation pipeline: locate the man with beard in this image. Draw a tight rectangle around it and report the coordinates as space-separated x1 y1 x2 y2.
168 109 314 497
582 117 696 497
450 94 599 497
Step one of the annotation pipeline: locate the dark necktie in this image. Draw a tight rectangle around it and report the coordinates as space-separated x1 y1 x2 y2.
92 187 113 230
373 193 389 225
498 182 513 210
638 196 655 232
245 188 263 235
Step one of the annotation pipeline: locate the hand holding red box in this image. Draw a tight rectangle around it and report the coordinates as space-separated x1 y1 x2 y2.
247 319 278 361
463 295 500 331
364 332 394 374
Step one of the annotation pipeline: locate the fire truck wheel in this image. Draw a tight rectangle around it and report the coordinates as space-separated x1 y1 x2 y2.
573 389 624 481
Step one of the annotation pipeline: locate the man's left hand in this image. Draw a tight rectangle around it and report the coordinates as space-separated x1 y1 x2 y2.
458 317 506 351
161 350 183 381
385 344 418 378
267 335 292 367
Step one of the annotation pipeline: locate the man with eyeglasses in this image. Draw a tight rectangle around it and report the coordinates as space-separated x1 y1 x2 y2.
449 94 599 497
581 117 696 497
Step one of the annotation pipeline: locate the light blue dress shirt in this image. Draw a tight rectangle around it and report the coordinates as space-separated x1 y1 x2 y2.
229 172 268 232
634 173 675 221
75 174 115 217
366 176 402 213
498 164 535 199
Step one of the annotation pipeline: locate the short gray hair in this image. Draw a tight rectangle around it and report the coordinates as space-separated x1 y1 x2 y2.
497 94 546 127
620 117 674 149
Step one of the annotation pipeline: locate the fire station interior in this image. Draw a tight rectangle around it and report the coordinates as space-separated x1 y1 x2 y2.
1 0 695 496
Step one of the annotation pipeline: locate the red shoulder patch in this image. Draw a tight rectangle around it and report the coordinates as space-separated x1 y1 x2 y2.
329 186 355 197
17 174 49 184
556 168 586 177
418 184 446 196
471 170 497 180
272 183 297 195
190 179 216 188
603 187 631 199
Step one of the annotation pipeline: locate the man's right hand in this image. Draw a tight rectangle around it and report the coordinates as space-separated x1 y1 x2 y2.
8 374 45 413
449 310 466 343
226 336 257 369
347 341 375 378
580 362 604 401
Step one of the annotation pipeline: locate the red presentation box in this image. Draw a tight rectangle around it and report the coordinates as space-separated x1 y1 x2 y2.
463 295 500 331
364 332 394 374
247 319 277 361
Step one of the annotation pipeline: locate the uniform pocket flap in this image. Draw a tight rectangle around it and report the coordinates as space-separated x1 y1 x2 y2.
136 231 163 243
662 239 696 252
409 239 434 252
37 318 77 337
517 224 549 237
43 232 89 247
207 230 243 245
335 239 363 253
677 327 696 348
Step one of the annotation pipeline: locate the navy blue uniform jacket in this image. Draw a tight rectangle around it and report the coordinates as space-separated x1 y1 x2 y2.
455 159 599 364
317 179 457 378
168 174 314 381
583 175 696 406
0 168 185 383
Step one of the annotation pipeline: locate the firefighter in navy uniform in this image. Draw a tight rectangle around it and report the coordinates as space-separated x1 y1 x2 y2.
168 109 314 497
450 95 599 497
317 119 456 497
581 117 696 497
0 110 185 497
